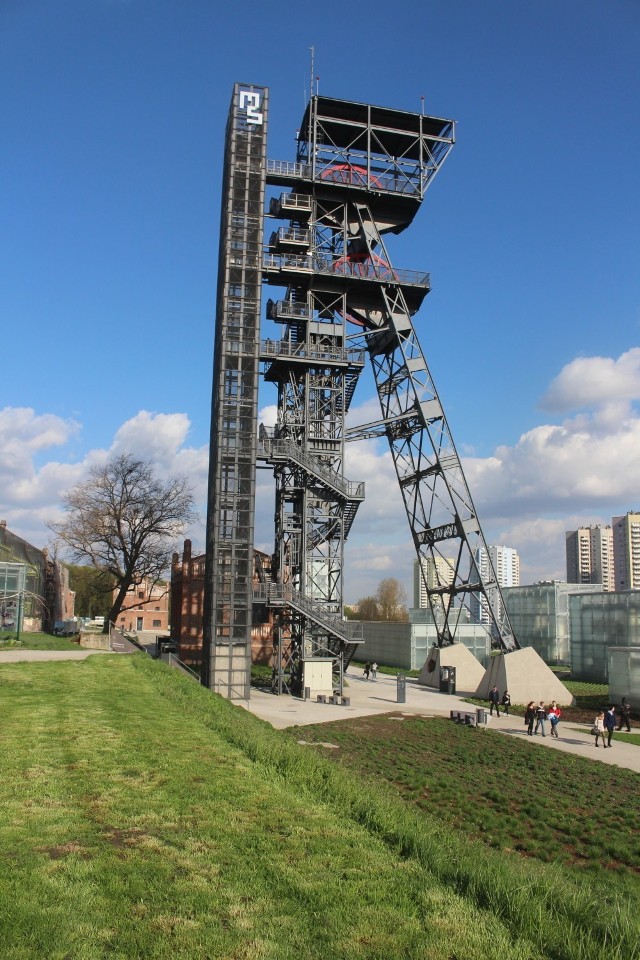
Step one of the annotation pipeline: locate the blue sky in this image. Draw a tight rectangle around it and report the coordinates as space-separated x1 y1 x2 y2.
2 0 640 602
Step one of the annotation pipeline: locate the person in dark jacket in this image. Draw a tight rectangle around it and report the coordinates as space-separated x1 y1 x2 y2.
488 685 500 716
525 701 536 736
617 698 632 732
604 705 616 747
534 701 547 736
501 690 511 716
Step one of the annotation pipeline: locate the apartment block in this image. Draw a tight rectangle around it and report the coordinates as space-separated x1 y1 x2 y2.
612 512 640 591
413 556 455 609
472 544 520 625
565 525 614 592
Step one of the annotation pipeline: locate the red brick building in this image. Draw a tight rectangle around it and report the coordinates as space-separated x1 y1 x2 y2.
115 579 170 633
171 540 273 671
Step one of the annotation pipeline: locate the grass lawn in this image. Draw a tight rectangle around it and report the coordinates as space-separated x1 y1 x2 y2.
0 631 81 651
0 655 637 959
290 714 640 888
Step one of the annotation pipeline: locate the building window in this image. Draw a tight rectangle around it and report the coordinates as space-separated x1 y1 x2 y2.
152 619 161 628
138 591 145 599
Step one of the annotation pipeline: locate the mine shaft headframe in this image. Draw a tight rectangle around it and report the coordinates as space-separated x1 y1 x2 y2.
295 95 456 231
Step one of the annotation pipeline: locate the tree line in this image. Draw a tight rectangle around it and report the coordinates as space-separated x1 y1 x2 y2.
344 577 409 622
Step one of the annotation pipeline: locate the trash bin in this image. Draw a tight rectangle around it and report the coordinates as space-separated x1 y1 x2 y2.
476 707 487 725
397 674 406 703
447 666 456 696
439 666 457 694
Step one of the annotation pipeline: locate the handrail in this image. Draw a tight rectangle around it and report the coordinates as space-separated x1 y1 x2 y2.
166 653 202 683
260 338 365 366
262 252 430 288
253 582 363 645
268 160 312 179
267 159 422 196
275 226 310 244
257 434 364 501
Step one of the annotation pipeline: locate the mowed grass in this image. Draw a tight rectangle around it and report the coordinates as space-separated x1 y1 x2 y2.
0 631 81 651
0 656 636 960
292 714 640 882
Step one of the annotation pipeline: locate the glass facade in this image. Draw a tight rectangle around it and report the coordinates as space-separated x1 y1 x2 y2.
503 582 600 665
356 612 491 671
0 562 27 631
570 591 640 682
608 647 640 705
410 609 490 668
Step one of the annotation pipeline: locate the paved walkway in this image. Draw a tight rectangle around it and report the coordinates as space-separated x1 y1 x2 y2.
0 649 110 663
242 672 640 774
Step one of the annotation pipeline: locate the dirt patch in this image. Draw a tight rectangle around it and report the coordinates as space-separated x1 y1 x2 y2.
39 841 90 860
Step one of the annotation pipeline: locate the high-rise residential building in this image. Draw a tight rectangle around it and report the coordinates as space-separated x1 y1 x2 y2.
565 525 614 592
472 545 520 625
612 512 640 591
413 556 455 610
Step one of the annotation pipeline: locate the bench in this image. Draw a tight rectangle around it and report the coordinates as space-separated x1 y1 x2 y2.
449 709 480 727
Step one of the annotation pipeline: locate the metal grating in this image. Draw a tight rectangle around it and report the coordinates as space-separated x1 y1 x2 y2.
202 84 269 698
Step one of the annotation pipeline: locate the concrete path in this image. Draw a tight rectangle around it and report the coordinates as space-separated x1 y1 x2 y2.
480 709 640 772
242 673 640 774
0 649 111 663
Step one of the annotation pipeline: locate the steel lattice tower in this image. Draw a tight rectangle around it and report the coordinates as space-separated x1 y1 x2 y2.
204 86 518 700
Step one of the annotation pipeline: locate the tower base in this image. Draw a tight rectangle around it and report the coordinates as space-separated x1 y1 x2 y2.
418 642 485 695
475 648 574 706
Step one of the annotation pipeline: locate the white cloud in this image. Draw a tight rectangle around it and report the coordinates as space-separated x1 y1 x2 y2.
541 347 640 412
258 404 278 428
0 408 207 554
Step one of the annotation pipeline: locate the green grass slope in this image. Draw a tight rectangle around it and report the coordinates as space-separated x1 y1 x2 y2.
0 655 636 960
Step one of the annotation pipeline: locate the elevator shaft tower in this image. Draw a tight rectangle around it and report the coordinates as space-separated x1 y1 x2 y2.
205 86 518 700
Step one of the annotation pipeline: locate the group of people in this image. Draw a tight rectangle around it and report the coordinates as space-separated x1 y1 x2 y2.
489 688 563 738
362 661 378 681
488 685 511 716
524 700 562 738
519 696 632 745
592 698 632 747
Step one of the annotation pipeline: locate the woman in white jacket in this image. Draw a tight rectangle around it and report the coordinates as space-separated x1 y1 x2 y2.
593 710 606 747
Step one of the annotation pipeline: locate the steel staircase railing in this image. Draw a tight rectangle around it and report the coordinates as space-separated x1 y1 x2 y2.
253 582 364 647
257 434 364 503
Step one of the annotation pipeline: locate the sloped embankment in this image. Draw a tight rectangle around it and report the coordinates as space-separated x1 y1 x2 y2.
0 653 636 960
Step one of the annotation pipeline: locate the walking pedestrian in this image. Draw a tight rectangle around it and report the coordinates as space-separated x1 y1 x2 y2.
617 697 632 732
547 701 561 738
525 700 536 736
534 701 547 737
593 711 606 747
604 705 616 747
501 690 511 716
371 661 378 680
363 662 371 680
488 685 500 716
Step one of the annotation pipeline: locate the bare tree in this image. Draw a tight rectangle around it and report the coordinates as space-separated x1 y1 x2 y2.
50 454 196 630
375 578 409 622
349 596 380 621
348 580 409 622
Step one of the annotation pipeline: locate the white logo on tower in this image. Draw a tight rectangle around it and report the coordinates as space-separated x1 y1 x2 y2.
239 90 263 125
